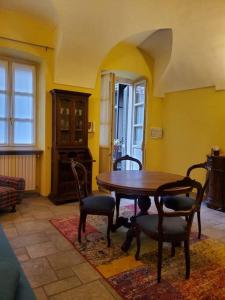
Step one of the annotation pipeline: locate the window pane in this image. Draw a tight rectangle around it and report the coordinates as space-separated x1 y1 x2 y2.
14 95 33 119
134 105 144 124
132 148 142 163
0 93 7 118
0 121 8 144
14 121 33 144
114 83 118 106
133 127 143 145
14 63 34 93
135 84 145 103
0 61 7 91
114 107 118 138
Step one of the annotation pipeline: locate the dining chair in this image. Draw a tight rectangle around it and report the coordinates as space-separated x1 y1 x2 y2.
71 160 115 247
135 176 203 283
113 154 142 220
162 162 209 239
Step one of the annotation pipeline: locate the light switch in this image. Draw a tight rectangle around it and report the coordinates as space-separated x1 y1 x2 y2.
150 127 163 139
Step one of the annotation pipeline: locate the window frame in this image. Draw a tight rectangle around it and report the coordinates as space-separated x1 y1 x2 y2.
131 79 146 167
0 56 37 147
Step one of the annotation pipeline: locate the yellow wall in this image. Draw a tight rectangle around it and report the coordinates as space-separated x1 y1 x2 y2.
161 87 225 182
98 42 163 172
0 10 163 195
0 10 55 196
3 8 218 196
0 9 164 194
0 9 101 194
0 10 56 47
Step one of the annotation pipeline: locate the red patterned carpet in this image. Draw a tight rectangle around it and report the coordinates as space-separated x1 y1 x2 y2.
50 207 225 300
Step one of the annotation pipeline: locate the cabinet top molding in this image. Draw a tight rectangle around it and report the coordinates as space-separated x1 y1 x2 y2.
50 89 91 97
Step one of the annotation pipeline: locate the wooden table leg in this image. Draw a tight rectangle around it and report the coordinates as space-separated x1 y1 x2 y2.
137 196 151 215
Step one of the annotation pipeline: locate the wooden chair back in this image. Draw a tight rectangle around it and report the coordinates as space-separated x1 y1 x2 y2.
71 159 88 204
113 154 142 171
186 162 209 193
154 177 203 237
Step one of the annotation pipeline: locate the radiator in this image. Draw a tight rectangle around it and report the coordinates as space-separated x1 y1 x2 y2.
0 155 36 191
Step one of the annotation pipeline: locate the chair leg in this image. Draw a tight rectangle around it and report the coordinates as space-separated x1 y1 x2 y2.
134 198 137 216
116 195 121 220
184 240 190 279
107 213 113 247
78 212 83 243
135 226 141 260
157 240 163 283
197 210 201 239
82 213 87 233
171 242 176 257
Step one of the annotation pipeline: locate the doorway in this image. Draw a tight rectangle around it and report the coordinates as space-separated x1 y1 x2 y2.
99 72 146 173
113 78 146 170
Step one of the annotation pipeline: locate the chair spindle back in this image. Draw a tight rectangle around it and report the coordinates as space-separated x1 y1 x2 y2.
155 177 203 236
71 159 88 204
113 154 142 171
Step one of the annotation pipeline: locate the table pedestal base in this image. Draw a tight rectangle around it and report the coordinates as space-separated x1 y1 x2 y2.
111 217 131 232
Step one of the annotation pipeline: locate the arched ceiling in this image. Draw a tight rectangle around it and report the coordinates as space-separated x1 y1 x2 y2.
0 0 58 25
2 0 225 96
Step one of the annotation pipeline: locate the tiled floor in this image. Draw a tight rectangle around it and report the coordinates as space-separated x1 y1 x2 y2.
1 196 225 299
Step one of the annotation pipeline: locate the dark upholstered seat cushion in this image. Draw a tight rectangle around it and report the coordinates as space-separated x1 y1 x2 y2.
82 195 115 213
0 261 20 300
136 214 187 238
162 196 195 211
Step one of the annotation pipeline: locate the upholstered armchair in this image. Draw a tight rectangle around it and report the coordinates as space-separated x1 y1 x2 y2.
0 175 25 212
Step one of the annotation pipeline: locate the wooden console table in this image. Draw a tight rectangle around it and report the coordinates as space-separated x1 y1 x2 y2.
206 154 225 210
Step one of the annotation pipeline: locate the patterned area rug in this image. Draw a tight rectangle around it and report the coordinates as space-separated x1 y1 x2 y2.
50 206 225 299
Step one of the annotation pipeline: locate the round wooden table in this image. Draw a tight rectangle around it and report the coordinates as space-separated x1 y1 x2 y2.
97 170 184 196
97 170 184 251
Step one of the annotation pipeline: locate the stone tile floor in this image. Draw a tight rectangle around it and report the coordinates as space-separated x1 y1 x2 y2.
1 196 225 299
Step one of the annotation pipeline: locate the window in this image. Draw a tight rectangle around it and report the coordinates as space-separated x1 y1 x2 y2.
0 58 36 146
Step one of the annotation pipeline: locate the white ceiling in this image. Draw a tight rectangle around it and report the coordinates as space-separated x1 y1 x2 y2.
2 0 225 96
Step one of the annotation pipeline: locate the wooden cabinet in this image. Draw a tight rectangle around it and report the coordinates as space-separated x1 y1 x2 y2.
49 89 93 204
206 154 225 210
53 89 88 147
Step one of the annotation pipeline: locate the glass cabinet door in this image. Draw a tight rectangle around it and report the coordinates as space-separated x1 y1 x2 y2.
55 93 88 147
74 104 85 144
59 99 71 145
